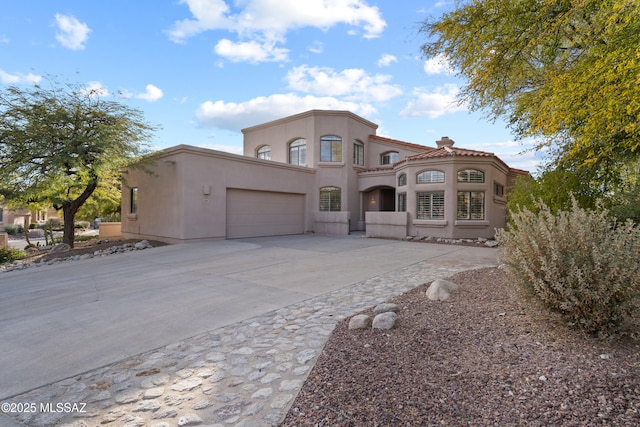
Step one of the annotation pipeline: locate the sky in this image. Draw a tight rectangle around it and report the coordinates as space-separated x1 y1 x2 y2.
1 0 543 172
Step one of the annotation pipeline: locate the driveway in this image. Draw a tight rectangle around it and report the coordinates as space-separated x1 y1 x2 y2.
0 234 498 402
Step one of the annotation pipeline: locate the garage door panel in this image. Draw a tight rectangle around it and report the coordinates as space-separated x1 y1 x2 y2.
227 189 305 238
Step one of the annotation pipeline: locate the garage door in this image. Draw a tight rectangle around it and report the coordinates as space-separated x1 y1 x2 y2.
226 189 305 238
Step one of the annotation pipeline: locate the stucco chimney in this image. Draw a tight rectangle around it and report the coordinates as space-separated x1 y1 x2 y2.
436 136 455 148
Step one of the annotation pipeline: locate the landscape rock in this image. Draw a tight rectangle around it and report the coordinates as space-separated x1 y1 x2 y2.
372 312 397 330
348 314 371 330
373 303 399 314
49 243 71 254
485 240 499 248
426 278 459 301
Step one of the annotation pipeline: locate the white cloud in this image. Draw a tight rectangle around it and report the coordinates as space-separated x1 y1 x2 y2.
135 84 164 102
78 81 109 98
1 35 9 44
308 41 324 54
377 53 397 67
214 37 289 63
54 13 91 50
400 84 466 119
286 65 402 102
195 93 376 131
424 53 455 75
169 0 386 62
0 70 42 84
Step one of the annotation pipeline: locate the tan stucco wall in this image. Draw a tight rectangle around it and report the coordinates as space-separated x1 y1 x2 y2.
397 156 510 239
99 222 122 239
121 145 316 243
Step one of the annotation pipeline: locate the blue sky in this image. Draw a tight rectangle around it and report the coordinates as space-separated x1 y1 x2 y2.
1 0 541 171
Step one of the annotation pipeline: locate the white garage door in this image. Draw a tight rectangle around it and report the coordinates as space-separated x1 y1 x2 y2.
226 189 305 238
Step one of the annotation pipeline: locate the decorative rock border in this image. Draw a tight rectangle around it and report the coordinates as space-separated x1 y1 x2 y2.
0 240 154 274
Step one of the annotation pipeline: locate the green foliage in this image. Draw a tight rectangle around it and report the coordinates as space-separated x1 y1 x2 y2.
4 224 24 235
422 0 640 182
496 200 640 335
0 246 25 263
506 163 605 216
0 78 157 247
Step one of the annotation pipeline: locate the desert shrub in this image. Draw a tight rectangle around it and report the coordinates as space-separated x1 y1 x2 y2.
496 199 640 336
75 221 90 230
4 224 24 235
0 247 25 263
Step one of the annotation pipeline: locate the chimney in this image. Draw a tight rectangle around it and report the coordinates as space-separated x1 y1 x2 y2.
436 136 455 148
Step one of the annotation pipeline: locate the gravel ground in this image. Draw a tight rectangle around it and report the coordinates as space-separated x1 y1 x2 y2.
282 267 640 426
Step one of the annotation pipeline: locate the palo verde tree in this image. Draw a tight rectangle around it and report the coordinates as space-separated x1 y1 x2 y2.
421 0 640 188
0 79 156 247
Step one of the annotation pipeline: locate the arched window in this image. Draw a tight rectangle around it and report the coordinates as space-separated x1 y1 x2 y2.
381 151 399 165
320 135 342 162
353 140 364 166
417 170 445 183
319 186 341 211
398 173 407 186
457 168 484 183
257 145 271 160
289 139 306 166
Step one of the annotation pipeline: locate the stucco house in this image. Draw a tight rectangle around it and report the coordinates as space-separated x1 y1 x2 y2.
121 110 527 243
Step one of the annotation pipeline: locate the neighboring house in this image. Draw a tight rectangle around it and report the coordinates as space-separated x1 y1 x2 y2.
121 110 527 243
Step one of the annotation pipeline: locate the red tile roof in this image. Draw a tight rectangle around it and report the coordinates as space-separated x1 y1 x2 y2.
403 146 495 161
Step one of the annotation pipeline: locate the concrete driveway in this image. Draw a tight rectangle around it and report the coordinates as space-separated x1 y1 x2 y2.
0 234 498 403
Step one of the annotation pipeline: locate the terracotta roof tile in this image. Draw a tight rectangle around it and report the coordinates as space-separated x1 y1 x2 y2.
404 146 495 161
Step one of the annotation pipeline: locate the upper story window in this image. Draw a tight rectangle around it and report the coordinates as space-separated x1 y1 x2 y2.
289 138 306 166
417 170 445 184
494 182 505 197
319 186 341 211
381 151 399 165
320 135 342 162
353 140 364 166
398 173 407 186
457 168 485 183
257 145 271 160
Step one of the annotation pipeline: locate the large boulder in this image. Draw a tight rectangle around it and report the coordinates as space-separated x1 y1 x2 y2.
348 314 372 330
372 312 397 330
426 278 459 301
373 303 399 314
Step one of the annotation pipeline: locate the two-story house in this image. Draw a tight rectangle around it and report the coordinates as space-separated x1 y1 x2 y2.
120 110 526 243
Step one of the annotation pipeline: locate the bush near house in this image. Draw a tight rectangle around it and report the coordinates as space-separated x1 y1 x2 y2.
0 247 25 263
496 200 640 336
4 224 24 235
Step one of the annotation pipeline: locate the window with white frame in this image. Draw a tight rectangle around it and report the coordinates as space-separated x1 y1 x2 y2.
417 191 445 219
353 140 364 166
457 168 485 183
289 139 306 166
417 170 445 183
319 186 341 211
257 145 271 160
398 173 407 186
397 193 407 212
320 135 342 162
457 191 485 220
380 151 399 165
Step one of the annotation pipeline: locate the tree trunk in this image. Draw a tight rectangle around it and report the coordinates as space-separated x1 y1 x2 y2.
61 179 98 248
62 204 78 248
